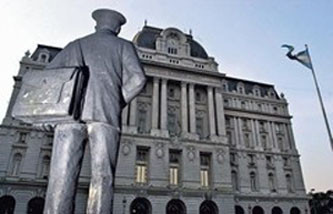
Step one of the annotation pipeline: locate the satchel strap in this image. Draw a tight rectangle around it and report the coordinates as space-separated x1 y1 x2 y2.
78 40 86 67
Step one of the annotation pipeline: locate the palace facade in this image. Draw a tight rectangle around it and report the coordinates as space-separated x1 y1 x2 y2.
0 26 309 214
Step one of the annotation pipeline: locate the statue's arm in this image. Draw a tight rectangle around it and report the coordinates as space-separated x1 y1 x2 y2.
46 40 82 69
121 42 147 104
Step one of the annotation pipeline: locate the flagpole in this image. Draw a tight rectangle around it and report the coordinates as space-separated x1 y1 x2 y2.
306 44 333 150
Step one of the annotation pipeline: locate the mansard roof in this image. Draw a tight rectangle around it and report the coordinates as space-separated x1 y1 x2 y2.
132 26 209 59
223 76 280 99
30 44 62 63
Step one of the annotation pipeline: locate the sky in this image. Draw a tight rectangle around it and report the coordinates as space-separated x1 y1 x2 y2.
1 0 332 192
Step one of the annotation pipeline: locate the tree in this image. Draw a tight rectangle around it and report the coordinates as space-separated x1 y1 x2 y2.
309 190 333 214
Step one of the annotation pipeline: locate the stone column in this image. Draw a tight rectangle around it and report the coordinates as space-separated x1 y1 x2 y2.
215 88 226 136
181 82 189 137
233 117 241 148
207 86 217 138
281 123 290 151
151 77 160 135
188 83 198 139
160 78 169 137
287 123 297 151
267 121 275 149
237 118 244 148
254 120 261 148
128 98 138 133
250 119 257 149
270 122 278 151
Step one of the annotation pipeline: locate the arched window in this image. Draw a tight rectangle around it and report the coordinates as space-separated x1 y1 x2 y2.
11 153 22 176
27 197 45 214
166 199 186 214
250 172 258 191
237 82 245 94
222 82 228 92
130 198 152 214
272 206 283 214
40 156 50 179
252 206 265 214
268 89 276 98
37 49 50 63
290 207 300 214
235 205 245 214
253 86 261 97
40 54 47 63
268 173 276 192
199 200 218 214
0 195 16 214
231 170 239 191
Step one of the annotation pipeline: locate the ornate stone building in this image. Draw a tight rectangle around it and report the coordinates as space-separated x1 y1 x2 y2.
0 26 309 214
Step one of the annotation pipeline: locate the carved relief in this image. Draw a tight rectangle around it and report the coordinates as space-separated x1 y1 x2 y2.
121 140 132 156
216 149 225 164
187 146 196 161
155 142 164 158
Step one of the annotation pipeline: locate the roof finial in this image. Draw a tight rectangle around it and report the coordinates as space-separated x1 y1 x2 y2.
144 19 147 26
24 50 30 58
189 29 192 35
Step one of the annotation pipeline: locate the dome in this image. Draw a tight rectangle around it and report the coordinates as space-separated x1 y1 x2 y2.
133 26 209 59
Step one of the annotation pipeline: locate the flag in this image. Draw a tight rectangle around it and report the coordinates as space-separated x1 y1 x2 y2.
282 44 333 150
282 44 313 70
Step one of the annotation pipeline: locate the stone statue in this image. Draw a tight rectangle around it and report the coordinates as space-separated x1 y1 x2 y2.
43 9 146 214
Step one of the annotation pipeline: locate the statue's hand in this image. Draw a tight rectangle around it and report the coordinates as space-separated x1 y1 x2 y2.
33 123 55 132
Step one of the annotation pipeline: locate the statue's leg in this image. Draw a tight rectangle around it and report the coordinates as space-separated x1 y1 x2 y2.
44 123 87 214
86 122 120 214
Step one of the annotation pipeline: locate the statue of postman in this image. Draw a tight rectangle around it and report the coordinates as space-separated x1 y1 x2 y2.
41 9 146 214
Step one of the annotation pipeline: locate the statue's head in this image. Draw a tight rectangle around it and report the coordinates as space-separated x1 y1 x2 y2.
92 9 126 35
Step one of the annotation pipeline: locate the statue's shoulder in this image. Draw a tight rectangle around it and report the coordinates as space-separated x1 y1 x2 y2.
118 37 137 50
117 37 133 46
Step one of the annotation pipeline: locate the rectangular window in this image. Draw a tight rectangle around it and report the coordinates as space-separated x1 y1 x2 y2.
137 108 148 134
168 112 178 136
200 153 211 187
230 152 237 166
259 121 266 132
227 131 233 145
261 135 267 150
244 133 250 148
275 123 284 133
169 150 181 185
225 116 232 128
135 148 149 184
242 118 250 130
168 47 178 55
19 133 27 143
266 155 274 168
248 154 256 166
196 117 204 139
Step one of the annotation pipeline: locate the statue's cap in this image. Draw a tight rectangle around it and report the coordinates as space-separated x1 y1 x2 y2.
92 9 126 31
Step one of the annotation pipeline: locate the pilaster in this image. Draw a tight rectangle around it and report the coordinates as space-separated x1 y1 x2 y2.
128 98 138 134
160 78 169 137
151 77 160 136
207 86 217 140
188 83 198 140
215 88 226 137
180 82 189 137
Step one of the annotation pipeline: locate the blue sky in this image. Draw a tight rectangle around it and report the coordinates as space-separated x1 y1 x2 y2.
1 0 332 192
